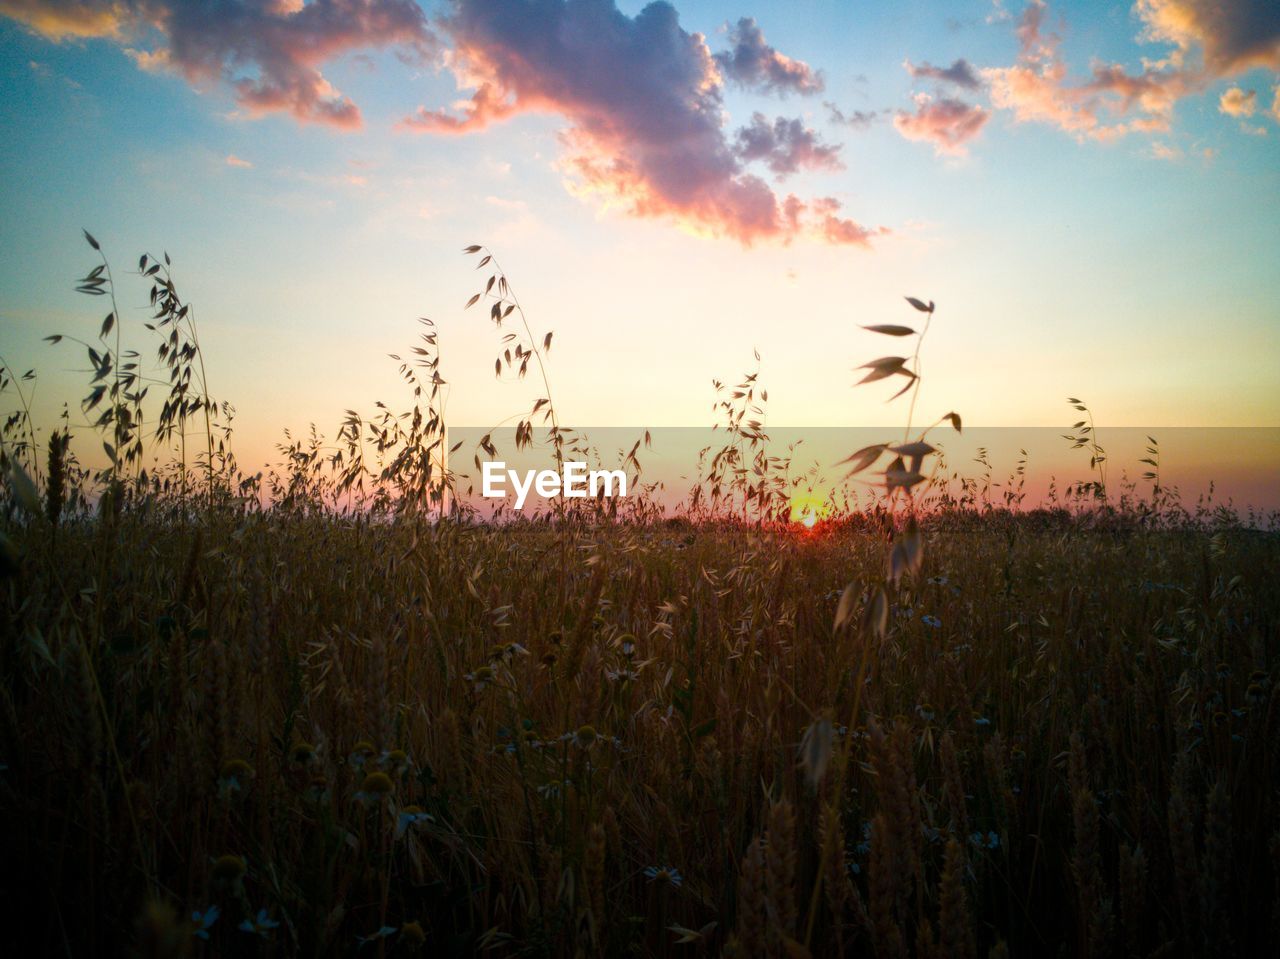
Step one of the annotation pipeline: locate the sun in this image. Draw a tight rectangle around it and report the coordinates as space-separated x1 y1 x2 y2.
790 493 827 528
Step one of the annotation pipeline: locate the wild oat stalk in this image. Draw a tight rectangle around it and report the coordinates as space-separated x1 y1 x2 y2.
1063 397 1107 502
462 244 568 474
0 360 41 486
141 251 218 510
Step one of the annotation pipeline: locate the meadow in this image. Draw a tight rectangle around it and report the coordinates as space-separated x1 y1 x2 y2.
1 239 1278 957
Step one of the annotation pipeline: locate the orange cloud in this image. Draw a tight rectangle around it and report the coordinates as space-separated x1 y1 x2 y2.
0 0 127 39
0 0 437 128
1135 0 1280 74
972 1 1280 145
1218 86 1257 117
400 80 521 133
983 1 1191 142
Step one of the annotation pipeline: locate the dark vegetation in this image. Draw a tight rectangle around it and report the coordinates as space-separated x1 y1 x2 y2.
1 235 1277 957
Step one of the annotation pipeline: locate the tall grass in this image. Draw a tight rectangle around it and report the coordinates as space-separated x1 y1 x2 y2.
0 236 1277 957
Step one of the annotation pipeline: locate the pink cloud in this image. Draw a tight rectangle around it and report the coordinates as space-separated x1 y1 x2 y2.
224 154 253 168
894 95 990 155
0 0 437 128
404 0 880 247
809 197 888 246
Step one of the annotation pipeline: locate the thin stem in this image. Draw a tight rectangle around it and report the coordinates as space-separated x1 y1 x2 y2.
903 307 934 445
96 251 125 483
166 265 216 512
481 249 562 468
1088 409 1106 500
0 354 41 485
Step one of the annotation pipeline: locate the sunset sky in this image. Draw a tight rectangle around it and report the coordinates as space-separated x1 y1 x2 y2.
1 0 1277 478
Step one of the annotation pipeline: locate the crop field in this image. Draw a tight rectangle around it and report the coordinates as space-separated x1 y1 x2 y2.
2 240 1279 958
2 489 1278 957
5 0 1280 953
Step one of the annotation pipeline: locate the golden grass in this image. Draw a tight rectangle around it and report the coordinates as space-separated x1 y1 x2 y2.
1 237 1277 956
1 508 1277 956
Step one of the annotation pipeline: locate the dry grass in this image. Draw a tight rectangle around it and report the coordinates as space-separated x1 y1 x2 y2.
0 237 1277 957
1 507 1277 956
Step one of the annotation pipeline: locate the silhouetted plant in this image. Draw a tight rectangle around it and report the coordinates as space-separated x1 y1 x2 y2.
64 230 142 490
0 360 40 487
692 352 796 521
139 249 220 507
334 316 456 515
1 234 1278 959
44 232 231 514
463 244 570 472
45 428 68 526
837 295 963 637
1063 396 1107 501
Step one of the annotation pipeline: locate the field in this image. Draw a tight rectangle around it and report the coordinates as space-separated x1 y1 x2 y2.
5 0 1280 951
2 240 1278 956
2 499 1278 957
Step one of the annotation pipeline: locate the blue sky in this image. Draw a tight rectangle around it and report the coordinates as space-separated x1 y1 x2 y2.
0 1 1277 474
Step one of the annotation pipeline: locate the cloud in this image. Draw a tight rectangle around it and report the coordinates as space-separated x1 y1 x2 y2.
985 62 1183 140
714 17 823 96
225 154 253 168
1149 141 1182 160
1014 0 1056 62
733 113 843 177
983 1 1192 142
1081 63 1188 117
893 95 990 155
808 197 888 246
824 101 879 128
1273 86 1280 122
0 0 438 128
400 80 519 132
404 1 879 246
987 0 1013 25
1218 86 1257 117
1134 0 1280 74
0 0 127 40
904 57 982 90
979 1 1280 143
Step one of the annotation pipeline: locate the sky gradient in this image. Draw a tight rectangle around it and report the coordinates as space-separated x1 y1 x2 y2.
0 1 1277 482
